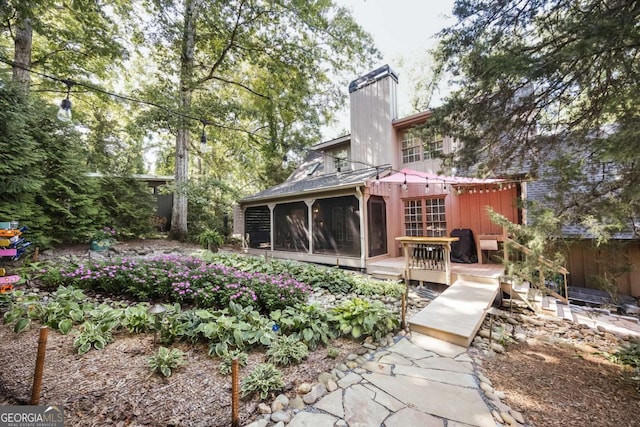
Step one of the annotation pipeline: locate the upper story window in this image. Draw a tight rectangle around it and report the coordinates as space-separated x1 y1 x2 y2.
424 134 444 160
401 135 421 163
334 148 349 171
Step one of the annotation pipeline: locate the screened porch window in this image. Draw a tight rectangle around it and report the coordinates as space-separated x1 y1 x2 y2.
312 196 360 256
274 202 309 252
244 206 270 248
404 198 447 237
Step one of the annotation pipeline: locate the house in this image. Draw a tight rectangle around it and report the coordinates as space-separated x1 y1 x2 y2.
236 65 521 277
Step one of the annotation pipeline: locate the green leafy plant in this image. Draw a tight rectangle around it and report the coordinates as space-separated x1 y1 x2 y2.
73 321 114 354
270 303 338 350
197 228 224 251
266 334 309 366
241 363 284 399
326 347 340 358
610 342 640 368
122 304 152 333
218 349 249 375
147 346 187 377
331 298 399 341
3 290 45 333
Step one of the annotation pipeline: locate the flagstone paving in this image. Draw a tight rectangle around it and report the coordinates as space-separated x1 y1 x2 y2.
247 331 503 427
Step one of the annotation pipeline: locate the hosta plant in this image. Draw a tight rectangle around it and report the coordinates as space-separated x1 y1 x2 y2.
241 363 284 399
73 322 114 355
270 304 338 350
147 346 187 377
331 298 399 341
266 334 309 366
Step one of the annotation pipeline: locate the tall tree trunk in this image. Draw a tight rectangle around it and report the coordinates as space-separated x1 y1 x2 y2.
169 0 198 241
12 7 32 93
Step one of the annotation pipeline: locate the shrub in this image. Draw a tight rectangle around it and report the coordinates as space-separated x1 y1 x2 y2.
331 298 399 341
147 346 187 377
241 363 284 399
122 304 152 333
266 334 309 366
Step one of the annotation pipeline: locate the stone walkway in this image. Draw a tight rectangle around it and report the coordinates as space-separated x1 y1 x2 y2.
246 331 516 427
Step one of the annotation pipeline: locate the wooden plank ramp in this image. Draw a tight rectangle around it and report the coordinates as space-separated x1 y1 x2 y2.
409 279 499 347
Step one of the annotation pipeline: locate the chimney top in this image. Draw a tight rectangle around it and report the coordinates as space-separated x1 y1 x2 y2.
348 64 398 93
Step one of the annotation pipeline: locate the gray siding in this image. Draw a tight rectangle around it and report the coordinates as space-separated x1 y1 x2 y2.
350 75 398 169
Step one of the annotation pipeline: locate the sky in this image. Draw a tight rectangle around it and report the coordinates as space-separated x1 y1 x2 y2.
324 0 456 138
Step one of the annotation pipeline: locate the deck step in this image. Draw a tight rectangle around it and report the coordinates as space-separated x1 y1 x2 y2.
409 279 499 347
556 303 575 322
541 295 557 312
369 270 403 281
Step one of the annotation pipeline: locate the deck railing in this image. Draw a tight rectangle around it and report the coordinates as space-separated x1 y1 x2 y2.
395 236 459 286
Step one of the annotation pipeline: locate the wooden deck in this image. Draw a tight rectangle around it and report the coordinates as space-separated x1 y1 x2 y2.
367 257 504 284
367 257 504 347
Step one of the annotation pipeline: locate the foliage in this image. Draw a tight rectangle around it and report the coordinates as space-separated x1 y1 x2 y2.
147 346 187 378
433 0 640 238
73 321 114 355
2 290 43 333
51 255 310 312
206 253 403 298
91 227 118 245
351 276 405 299
487 208 568 293
197 302 274 357
241 363 284 400
270 304 338 350
266 334 309 366
122 303 153 334
326 347 340 358
196 228 224 250
609 342 640 369
331 298 399 341
217 349 248 375
609 341 640 391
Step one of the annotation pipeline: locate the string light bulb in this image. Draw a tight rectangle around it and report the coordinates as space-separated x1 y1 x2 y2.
57 79 73 122
373 168 380 186
424 178 429 194
402 173 408 191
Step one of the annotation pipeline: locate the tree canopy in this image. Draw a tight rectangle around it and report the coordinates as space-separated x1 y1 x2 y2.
433 0 640 238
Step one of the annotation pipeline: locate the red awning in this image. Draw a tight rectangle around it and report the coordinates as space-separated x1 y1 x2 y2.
377 168 504 186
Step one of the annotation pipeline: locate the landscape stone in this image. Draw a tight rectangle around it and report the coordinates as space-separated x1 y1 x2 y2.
272 422 284 427
510 409 525 424
303 383 327 404
270 410 291 423
360 383 405 412
314 389 344 418
242 419 268 427
501 411 517 426
378 352 412 366
287 412 338 427
334 420 348 427
326 379 338 392
384 407 444 427
393 364 478 388
492 410 504 423
337 372 362 388
476 372 492 386
414 356 473 374
410 333 467 358
362 372 495 427
289 396 304 410
362 361 392 375
296 383 312 394
271 394 289 412
343 386 389 427
490 342 506 353
318 372 338 387
257 403 271 414
479 381 494 394
387 337 435 360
